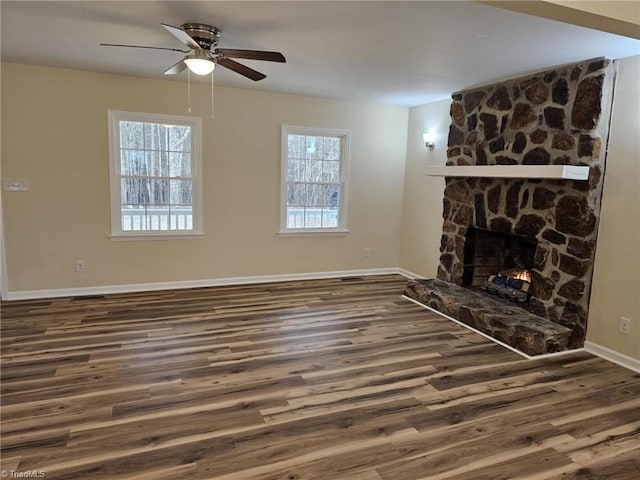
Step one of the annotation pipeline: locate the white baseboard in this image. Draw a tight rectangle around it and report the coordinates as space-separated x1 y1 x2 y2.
4 268 401 301
396 268 426 280
584 341 640 373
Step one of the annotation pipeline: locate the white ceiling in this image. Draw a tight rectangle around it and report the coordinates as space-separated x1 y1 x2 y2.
1 1 639 107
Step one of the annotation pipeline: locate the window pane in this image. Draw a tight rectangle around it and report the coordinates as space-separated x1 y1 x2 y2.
170 180 192 205
330 188 339 209
144 122 169 151
148 179 169 205
169 152 191 177
323 137 341 160
322 161 339 183
287 183 307 207
305 136 323 160
321 184 339 207
304 209 322 228
303 160 312 182
171 206 193 230
322 208 338 228
168 125 191 152
315 137 325 160
120 121 144 149
121 178 149 204
307 159 322 182
121 204 147 231
304 136 314 160
288 135 305 160
146 205 169 230
121 149 146 175
308 184 323 207
144 123 155 150
286 207 305 228
145 151 167 177
287 158 305 182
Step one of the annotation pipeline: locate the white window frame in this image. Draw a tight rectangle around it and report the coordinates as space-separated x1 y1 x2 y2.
280 125 351 235
107 110 204 240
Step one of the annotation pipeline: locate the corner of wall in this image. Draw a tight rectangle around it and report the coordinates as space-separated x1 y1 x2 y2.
399 99 450 278
586 55 640 361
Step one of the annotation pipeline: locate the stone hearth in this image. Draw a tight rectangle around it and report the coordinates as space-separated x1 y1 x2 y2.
405 279 572 356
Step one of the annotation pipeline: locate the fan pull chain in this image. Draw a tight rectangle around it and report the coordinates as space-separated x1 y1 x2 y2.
187 69 192 113
210 70 215 119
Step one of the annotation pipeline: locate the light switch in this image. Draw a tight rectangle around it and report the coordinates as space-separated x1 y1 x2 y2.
3 178 30 191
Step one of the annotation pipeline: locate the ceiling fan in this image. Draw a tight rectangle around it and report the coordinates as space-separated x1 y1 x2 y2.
101 23 286 81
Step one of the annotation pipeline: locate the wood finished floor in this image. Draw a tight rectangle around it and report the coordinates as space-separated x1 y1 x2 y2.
1 275 639 480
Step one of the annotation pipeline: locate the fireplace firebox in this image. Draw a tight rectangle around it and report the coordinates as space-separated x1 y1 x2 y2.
462 227 537 287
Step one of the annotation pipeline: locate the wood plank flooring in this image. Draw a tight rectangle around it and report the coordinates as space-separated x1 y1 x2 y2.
1 275 639 479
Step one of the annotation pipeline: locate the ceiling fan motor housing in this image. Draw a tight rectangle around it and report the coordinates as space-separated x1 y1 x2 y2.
181 23 221 50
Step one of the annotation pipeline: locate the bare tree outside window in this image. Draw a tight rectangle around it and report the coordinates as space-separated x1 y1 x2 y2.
108 111 202 237
281 126 350 232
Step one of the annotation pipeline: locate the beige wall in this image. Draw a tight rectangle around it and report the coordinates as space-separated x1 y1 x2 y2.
399 99 449 277
546 1 640 25
479 1 640 39
1 63 408 292
587 55 640 360
400 56 640 361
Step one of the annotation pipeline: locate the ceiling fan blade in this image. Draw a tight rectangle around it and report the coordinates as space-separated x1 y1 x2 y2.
215 49 286 63
100 43 189 53
161 23 200 50
164 59 187 75
216 57 266 81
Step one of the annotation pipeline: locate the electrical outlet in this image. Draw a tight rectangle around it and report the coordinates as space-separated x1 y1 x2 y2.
364 248 371 258
76 260 86 273
619 317 631 335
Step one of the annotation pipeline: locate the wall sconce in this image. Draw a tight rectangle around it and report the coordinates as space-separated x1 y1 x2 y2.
423 132 435 150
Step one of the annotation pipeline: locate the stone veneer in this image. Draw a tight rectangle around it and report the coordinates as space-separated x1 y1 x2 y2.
437 58 616 349
406 278 572 355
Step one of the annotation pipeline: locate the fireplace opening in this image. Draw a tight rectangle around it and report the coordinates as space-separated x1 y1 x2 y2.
462 227 538 304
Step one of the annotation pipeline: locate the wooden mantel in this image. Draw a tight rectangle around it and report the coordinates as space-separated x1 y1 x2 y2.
423 165 590 180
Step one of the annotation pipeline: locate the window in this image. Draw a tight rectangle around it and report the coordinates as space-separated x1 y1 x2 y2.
107 110 203 239
281 126 350 233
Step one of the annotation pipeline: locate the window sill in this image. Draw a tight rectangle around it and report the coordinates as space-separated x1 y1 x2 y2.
109 232 205 241
278 229 349 237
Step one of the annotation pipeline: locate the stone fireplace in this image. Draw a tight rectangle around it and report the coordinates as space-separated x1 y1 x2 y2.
405 57 616 355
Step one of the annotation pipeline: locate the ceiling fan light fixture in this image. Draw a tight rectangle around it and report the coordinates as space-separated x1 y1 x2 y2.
184 54 215 75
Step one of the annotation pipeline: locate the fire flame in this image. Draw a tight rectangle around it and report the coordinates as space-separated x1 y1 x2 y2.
512 270 531 283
